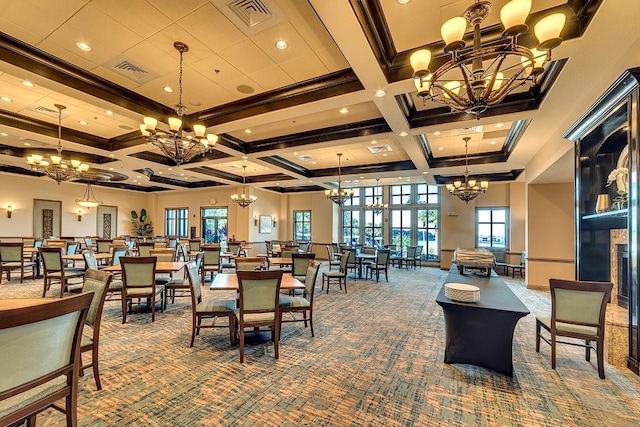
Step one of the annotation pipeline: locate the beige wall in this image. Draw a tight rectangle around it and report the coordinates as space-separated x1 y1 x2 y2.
0 173 150 239
284 192 337 247
526 182 575 289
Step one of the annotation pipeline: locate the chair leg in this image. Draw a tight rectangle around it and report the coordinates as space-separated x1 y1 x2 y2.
535 320 541 352
597 338 605 379
551 331 557 369
92 346 102 390
239 326 245 363
585 340 591 362
309 308 314 337
229 313 235 345
274 321 279 360
190 315 197 347
122 296 128 324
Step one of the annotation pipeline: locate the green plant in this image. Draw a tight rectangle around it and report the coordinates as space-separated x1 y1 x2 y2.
131 209 153 237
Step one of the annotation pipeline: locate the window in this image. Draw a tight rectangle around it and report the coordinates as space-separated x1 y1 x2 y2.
476 208 507 248
363 210 383 247
417 184 439 204
390 184 411 205
342 187 360 206
364 185 382 206
201 207 228 243
390 209 412 251
417 209 439 260
293 211 311 241
165 208 188 237
341 210 360 245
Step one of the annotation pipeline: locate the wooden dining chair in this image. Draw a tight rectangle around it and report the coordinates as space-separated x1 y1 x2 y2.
279 261 320 337
322 250 350 294
0 292 93 427
120 256 164 323
0 242 35 284
39 247 85 298
236 270 283 363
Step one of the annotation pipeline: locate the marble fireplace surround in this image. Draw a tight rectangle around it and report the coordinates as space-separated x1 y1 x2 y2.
607 228 629 366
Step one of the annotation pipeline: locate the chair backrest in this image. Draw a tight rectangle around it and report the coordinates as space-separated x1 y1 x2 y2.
166 237 179 248
121 257 157 289
84 237 93 248
376 249 391 266
0 242 23 263
137 242 154 257
66 241 79 255
186 261 202 307
110 246 129 266
549 279 612 328
39 247 64 272
406 246 417 258
83 251 99 270
202 247 221 266
189 239 202 251
235 257 267 271
0 292 93 424
82 269 113 328
34 240 43 248
112 238 126 246
326 245 334 259
154 241 167 249
291 253 316 278
96 239 112 253
520 251 527 265
362 246 376 255
149 248 176 262
236 270 283 320
346 250 356 264
44 239 67 249
339 250 351 273
228 243 242 256
304 261 321 297
298 242 309 252
414 246 423 259
21 237 35 248
281 250 293 259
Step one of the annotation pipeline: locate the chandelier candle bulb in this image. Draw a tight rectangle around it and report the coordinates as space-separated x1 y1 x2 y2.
143 117 157 131
441 17 467 50
535 13 566 50
500 0 531 34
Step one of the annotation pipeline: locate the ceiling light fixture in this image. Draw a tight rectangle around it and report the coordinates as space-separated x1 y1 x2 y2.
76 182 102 208
1 96 12 102
275 40 288 50
375 89 386 97
231 165 257 208
325 153 354 206
366 179 388 214
410 0 565 117
22 80 33 87
140 42 219 166
446 137 488 203
339 107 349 114
75 41 92 52
26 104 89 184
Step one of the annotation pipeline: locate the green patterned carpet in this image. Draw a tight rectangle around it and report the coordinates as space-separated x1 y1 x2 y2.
2 265 640 426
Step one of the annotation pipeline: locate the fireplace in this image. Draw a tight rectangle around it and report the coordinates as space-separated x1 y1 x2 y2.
617 244 629 308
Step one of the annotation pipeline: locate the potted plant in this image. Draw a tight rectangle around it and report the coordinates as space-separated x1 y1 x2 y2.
131 209 153 237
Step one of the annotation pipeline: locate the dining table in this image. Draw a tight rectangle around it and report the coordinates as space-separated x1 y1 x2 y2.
267 257 293 267
355 253 377 278
209 272 304 291
103 261 187 274
63 253 111 262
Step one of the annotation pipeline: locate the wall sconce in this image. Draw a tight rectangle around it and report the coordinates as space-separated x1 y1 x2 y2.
272 217 277 227
77 210 83 222
7 205 12 219
254 215 259 226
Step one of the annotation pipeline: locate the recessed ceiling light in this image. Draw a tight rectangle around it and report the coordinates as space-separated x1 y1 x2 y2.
490 140 497 145
136 176 141 179
22 80 33 87
158 171 163 174
163 86 174 93
189 100 201 107
422 171 428 174
78 120 88 125
360 176 364 179
108 167 114 171
0 132 8 137
382 153 388 157
133 180 138 183
339 107 348 114
293 152 298 156
75 41 92 52
275 40 288 50
312 162 316 165
109 154 115 157
495 122 505 128
105 110 113 115
370 140 377 144
1 96 12 102
375 89 386 97
23 142 31 146
397 0 411 4
180 173 184 176
399 131 408 137
168 168 173 171
433 131 441 136
244 129 252 134
345 180 351 183
398 177 403 179
438 146 444 150
308 180 312 183
242 156 248 160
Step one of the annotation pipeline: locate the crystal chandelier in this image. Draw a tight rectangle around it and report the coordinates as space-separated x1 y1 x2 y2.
76 182 103 208
140 42 219 166
446 137 488 203
231 165 256 208
26 104 89 184
366 179 388 214
410 0 566 117
325 153 354 206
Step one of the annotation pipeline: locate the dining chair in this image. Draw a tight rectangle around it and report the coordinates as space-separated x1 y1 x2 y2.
79 269 113 390
167 236 179 249
40 247 85 298
136 242 154 257
536 278 613 379
0 242 35 284
154 240 168 249
0 292 93 427
186 261 236 347
291 253 316 283
120 256 164 323
365 249 391 282
95 239 112 254
202 246 222 282
235 256 267 271
414 246 423 268
189 239 202 252
279 261 320 337
110 245 129 266
235 270 283 363
326 245 341 271
84 251 122 300
321 250 350 294
403 246 418 269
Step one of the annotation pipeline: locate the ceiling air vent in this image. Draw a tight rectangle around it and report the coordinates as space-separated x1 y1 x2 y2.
103 56 158 84
297 154 313 162
211 0 286 36
32 105 60 118
368 145 393 154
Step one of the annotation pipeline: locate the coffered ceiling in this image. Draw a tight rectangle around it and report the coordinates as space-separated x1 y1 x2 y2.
0 0 633 194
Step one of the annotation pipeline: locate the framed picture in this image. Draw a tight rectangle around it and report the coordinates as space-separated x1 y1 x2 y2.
259 215 272 234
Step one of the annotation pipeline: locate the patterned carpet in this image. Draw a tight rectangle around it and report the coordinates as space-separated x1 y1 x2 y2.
2 264 640 426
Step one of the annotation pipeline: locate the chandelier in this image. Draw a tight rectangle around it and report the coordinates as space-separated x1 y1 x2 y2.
76 182 103 208
446 137 488 203
366 179 388 214
410 0 566 117
325 153 354 206
26 104 89 184
140 42 219 166
231 165 256 208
